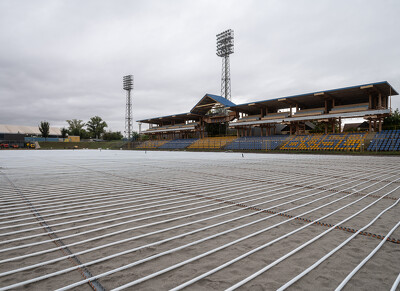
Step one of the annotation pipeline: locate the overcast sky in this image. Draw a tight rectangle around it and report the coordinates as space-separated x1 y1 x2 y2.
1 0 399 133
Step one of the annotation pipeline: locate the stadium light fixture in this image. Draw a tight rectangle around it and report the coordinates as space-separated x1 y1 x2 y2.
123 75 133 140
216 29 234 101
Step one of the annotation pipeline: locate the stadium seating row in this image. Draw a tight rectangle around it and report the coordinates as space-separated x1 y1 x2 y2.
280 132 367 151
225 136 288 150
136 131 399 152
367 129 400 151
136 136 287 150
136 140 169 149
187 136 237 149
158 138 198 149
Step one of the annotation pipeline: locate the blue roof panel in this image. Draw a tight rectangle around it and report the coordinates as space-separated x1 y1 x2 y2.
205 94 236 107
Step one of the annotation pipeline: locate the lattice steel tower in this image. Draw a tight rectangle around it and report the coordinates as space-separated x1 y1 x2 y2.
123 75 133 140
216 29 234 101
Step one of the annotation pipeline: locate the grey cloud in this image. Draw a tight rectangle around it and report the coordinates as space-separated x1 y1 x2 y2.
1 0 399 133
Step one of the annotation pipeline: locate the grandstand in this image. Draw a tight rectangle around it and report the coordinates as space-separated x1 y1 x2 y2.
228 81 396 136
136 81 398 153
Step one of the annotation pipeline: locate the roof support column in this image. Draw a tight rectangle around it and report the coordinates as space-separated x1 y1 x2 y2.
338 117 342 133
324 123 328 135
378 118 382 132
378 93 382 109
369 119 372 133
369 94 372 109
332 119 336 133
202 119 205 139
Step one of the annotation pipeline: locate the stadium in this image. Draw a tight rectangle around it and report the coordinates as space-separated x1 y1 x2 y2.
1 61 400 290
0 7 399 291
136 81 400 153
1 72 400 290
1 81 400 290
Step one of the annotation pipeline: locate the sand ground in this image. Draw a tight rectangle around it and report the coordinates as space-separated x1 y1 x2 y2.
0 150 399 290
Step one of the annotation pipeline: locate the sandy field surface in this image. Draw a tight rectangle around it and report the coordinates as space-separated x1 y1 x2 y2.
0 150 399 291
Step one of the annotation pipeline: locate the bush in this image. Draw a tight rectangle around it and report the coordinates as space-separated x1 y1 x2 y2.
103 131 123 141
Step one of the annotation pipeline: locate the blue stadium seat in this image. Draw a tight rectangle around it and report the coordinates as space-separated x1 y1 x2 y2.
158 139 198 149
225 135 288 150
367 129 400 151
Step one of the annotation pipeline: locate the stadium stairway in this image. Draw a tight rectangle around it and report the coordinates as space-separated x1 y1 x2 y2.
367 129 400 151
187 136 237 149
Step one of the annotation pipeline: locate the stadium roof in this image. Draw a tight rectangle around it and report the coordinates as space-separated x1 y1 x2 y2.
190 94 236 115
137 112 201 125
137 94 235 124
227 81 398 115
0 124 61 135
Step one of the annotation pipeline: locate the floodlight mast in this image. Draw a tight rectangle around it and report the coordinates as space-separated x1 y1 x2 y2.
123 75 133 140
216 29 234 101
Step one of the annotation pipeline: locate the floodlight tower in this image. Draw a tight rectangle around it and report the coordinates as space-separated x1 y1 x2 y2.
216 29 234 101
123 75 133 140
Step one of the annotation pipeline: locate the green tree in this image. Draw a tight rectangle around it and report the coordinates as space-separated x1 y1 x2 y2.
310 121 339 133
60 127 68 138
131 131 139 141
39 121 50 140
103 131 123 141
205 123 228 136
383 108 400 130
66 119 85 136
86 116 108 139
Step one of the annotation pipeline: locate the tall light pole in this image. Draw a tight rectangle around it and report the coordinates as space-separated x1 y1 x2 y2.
123 75 133 140
216 29 234 101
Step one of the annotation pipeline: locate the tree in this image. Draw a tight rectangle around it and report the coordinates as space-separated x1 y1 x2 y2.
205 123 228 136
60 127 68 138
103 131 123 141
310 121 339 133
86 116 108 139
39 121 50 140
66 119 85 136
383 108 400 130
131 131 139 141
